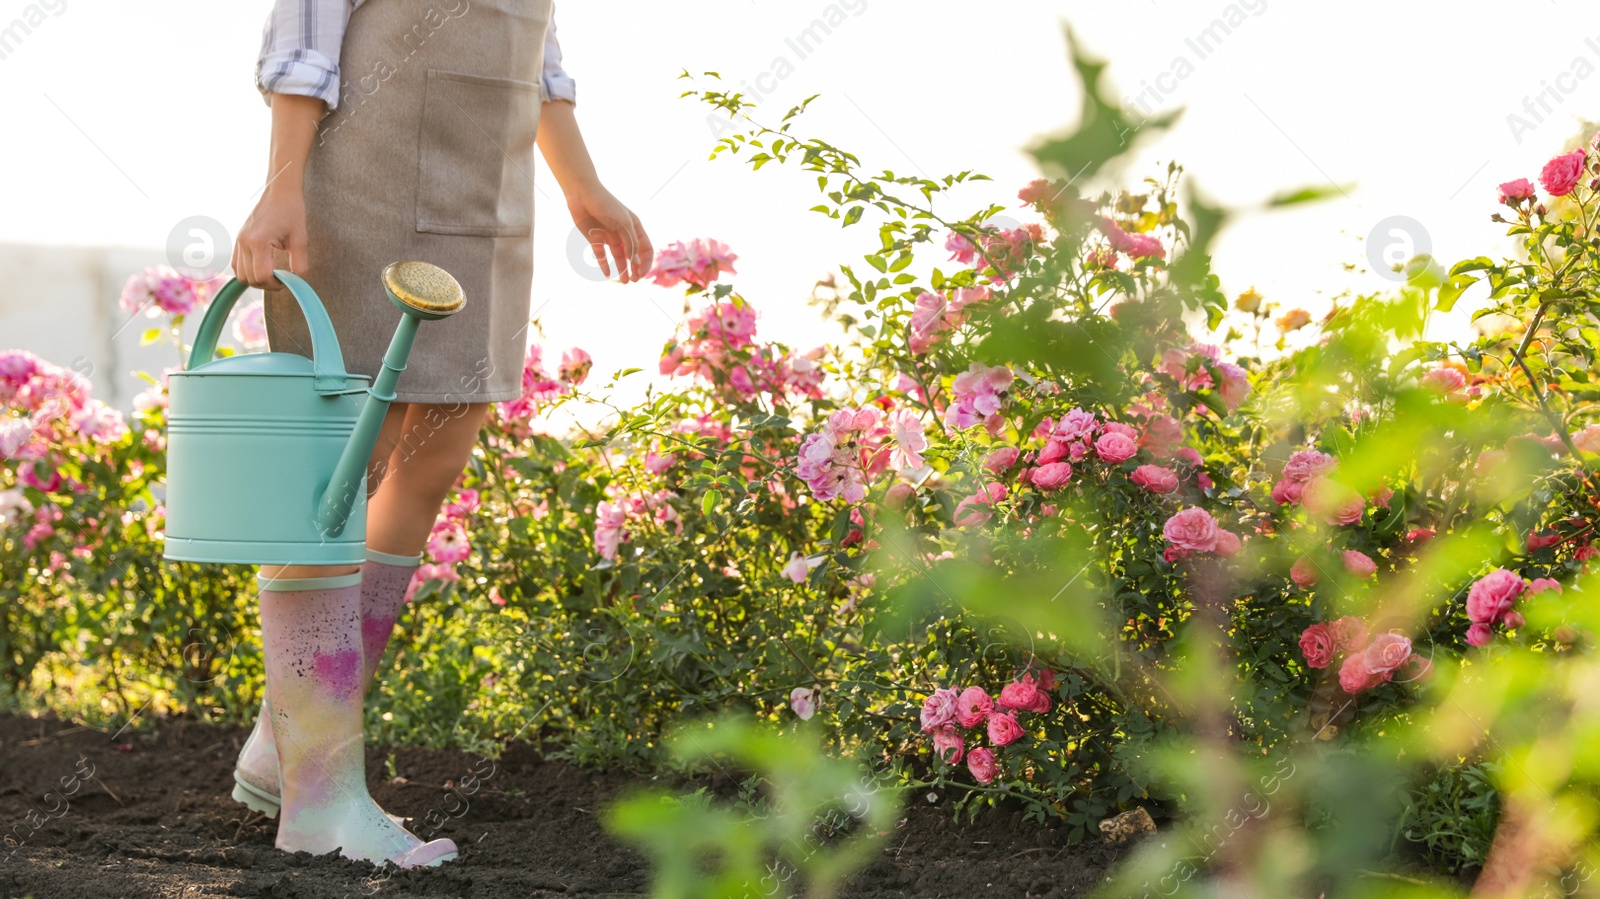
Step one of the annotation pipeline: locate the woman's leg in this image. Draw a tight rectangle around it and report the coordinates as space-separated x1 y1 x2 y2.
243 400 482 865
234 401 417 812
258 571 454 867
367 400 492 556
352 400 490 696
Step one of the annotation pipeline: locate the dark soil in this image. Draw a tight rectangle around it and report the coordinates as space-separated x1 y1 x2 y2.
0 713 1132 898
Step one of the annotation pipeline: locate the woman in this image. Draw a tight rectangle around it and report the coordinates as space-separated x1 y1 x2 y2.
229 0 651 868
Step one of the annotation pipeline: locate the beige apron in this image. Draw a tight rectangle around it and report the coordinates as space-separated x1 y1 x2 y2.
265 0 552 403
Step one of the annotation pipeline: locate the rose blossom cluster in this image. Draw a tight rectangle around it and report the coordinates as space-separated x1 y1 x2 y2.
593 488 683 562
1496 138 1597 208
943 363 1014 432
497 343 591 432
1271 449 1376 527
1299 617 1428 693
1462 568 1561 646
118 265 221 319
795 406 898 503
1097 217 1165 261
1159 342 1250 411
945 224 1043 281
659 297 827 402
647 238 738 290
1 350 119 500
919 668 1056 785
908 287 993 354
408 487 485 600
971 405 1204 502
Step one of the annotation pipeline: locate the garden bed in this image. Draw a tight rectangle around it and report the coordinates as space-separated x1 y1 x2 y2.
0 713 1131 898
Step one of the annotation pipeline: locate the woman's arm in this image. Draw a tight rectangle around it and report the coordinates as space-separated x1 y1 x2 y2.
535 17 652 283
537 102 654 283
235 0 356 289
233 93 324 289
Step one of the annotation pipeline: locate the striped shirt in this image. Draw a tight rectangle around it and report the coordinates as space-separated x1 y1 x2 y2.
255 0 575 110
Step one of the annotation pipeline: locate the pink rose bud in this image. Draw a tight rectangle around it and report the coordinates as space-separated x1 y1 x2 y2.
966 747 998 784
931 724 964 764
1341 550 1377 579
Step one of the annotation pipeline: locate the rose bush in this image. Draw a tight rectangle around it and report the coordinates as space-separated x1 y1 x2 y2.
9 48 1600 891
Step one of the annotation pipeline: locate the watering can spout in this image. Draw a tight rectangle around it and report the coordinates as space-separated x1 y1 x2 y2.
315 262 467 538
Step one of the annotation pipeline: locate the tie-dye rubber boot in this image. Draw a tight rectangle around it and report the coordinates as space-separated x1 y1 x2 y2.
257 571 456 867
232 550 423 817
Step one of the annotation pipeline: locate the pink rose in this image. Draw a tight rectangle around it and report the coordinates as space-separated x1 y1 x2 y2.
1213 529 1242 558
426 520 471 564
1271 478 1305 506
1528 577 1562 595
1299 623 1336 668
1342 550 1377 579
789 686 819 720
952 482 1007 528
1338 652 1385 694
1283 450 1338 483
1363 632 1412 676
1303 477 1365 526
1162 507 1221 553
1030 462 1073 491
1526 531 1562 552
1290 556 1319 589
782 553 811 584
1216 362 1250 410
986 711 1025 746
1539 148 1588 198
1420 367 1466 394
885 482 916 510
931 724 964 764
1466 568 1525 625
954 686 993 728
1130 464 1180 495
1094 431 1140 464
1573 424 1600 455
920 687 959 733
1330 617 1368 654
558 347 593 386
1498 178 1536 203
1465 622 1494 647
992 675 1043 710
966 747 998 784
1405 528 1437 543
984 447 1020 473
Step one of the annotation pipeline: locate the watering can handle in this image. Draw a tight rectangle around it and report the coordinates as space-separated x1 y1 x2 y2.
188 271 356 396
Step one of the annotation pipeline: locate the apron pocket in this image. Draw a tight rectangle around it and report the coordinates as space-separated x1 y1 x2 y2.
415 69 539 237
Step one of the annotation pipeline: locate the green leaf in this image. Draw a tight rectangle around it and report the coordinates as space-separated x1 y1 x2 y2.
1264 184 1352 207
1449 256 1496 276
1436 274 1477 312
843 206 864 227
702 490 721 515
1026 27 1179 183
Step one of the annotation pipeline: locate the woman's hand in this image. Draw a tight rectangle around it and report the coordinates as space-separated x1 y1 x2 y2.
233 184 309 289
567 184 654 283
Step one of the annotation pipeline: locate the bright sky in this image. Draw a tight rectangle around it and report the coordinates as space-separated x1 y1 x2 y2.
4 0 1598 408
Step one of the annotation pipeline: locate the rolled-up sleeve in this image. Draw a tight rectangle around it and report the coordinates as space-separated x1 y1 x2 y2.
541 15 576 104
256 0 361 110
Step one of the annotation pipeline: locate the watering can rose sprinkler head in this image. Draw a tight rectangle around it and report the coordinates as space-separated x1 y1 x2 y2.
314 262 466 538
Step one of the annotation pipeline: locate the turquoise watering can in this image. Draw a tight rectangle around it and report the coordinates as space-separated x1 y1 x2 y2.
162 262 465 566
